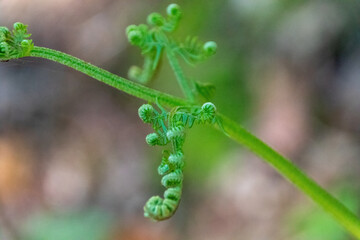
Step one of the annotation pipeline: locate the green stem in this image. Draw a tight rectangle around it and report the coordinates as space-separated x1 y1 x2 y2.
138 54 156 84
218 114 360 238
165 47 195 102
29 46 188 107
28 46 360 239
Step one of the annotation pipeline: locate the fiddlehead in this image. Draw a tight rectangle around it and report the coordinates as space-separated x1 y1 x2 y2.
139 102 219 221
0 22 34 61
126 23 161 84
0 5 359 237
175 37 217 65
126 3 217 102
127 3 221 221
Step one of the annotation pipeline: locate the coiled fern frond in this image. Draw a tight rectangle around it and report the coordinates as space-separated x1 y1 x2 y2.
126 3 182 84
126 3 217 102
176 36 217 65
130 3 221 221
138 102 219 220
0 22 34 61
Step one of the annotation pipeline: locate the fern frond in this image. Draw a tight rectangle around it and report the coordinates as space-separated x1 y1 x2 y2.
176 36 217 65
139 101 219 221
0 22 34 60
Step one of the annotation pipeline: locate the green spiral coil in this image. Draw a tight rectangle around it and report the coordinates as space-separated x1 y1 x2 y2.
138 102 219 220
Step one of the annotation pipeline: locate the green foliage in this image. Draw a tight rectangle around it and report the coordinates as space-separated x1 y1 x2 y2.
126 3 217 102
129 4 222 220
0 22 33 60
138 101 220 220
1 2 360 237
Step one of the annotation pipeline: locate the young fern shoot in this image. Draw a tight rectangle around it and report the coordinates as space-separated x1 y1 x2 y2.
1 3 360 238
126 3 217 102
127 3 221 220
0 22 34 60
138 102 218 220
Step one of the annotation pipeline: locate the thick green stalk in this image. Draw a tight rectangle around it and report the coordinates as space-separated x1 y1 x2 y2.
28 46 360 238
165 47 196 102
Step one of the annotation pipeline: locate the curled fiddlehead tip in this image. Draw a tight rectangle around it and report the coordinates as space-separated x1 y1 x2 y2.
138 104 155 123
177 37 218 65
201 102 216 113
126 25 144 46
203 41 217 56
125 24 137 35
126 3 185 86
161 169 183 188
0 22 34 61
13 22 28 33
168 152 184 169
158 155 170 176
166 125 185 141
144 185 182 221
167 3 182 19
144 196 179 221
200 102 216 122
139 103 221 221
143 171 182 221
128 65 142 80
147 12 165 27
146 133 160 146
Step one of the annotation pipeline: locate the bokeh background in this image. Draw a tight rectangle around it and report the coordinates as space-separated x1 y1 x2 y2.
0 0 360 239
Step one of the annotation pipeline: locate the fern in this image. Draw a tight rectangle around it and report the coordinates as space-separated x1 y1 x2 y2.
0 22 34 60
139 102 218 220
125 3 217 102
1 3 360 238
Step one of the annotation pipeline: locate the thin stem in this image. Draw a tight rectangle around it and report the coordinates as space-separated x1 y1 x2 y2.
29 47 189 107
218 114 360 239
165 47 195 102
28 46 360 238
138 54 156 84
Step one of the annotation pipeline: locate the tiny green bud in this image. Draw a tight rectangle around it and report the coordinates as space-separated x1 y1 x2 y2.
167 4 181 18
147 13 165 26
168 152 184 168
127 29 143 46
201 102 216 112
146 133 159 146
201 102 216 121
21 39 30 47
166 126 184 141
13 22 27 32
0 27 10 39
128 65 142 80
138 104 154 123
126 24 138 35
203 41 217 56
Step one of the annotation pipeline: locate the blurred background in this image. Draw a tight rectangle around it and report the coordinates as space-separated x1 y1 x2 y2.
0 0 360 239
